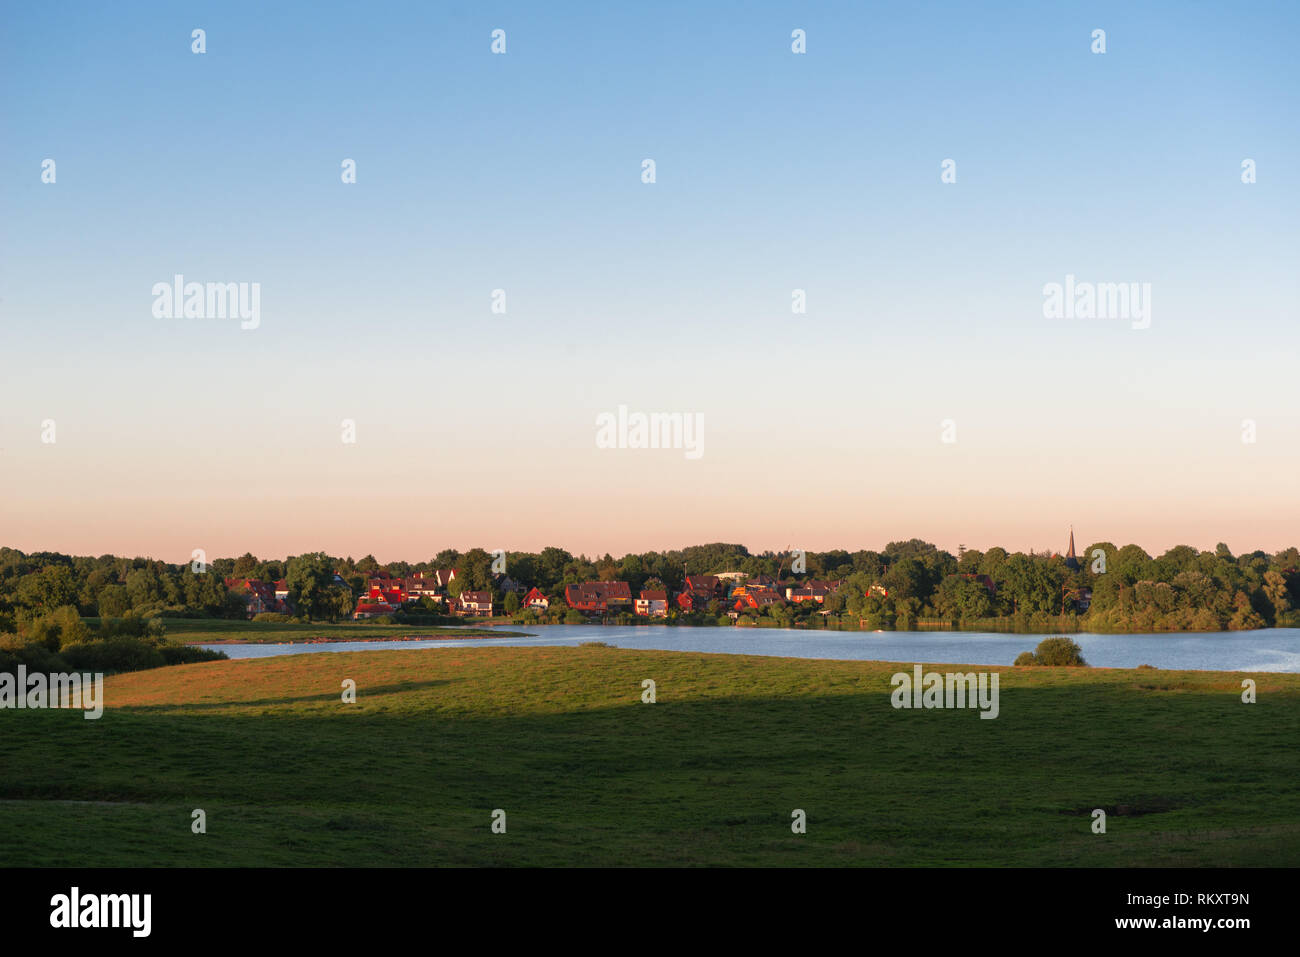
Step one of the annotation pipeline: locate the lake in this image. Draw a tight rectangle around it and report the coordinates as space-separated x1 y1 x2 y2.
201 625 1300 672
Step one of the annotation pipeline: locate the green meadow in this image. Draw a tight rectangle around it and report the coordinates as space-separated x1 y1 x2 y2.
1 646 1296 866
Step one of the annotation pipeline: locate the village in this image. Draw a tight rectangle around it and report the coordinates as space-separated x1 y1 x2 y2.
221 569 866 622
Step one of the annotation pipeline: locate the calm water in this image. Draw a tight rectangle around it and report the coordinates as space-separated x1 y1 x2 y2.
201 625 1300 672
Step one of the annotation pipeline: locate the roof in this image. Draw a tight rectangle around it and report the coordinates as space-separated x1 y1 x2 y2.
639 589 667 601
566 582 632 603
459 591 493 603
684 575 719 593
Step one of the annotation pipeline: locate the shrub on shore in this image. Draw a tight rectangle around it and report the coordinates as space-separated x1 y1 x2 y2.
1013 636 1088 667
0 606 227 676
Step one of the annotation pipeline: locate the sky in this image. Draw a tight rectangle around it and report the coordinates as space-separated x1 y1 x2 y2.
2 1 1297 564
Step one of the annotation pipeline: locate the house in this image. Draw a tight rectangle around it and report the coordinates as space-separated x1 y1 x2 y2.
677 574 722 611
522 587 549 611
787 582 833 603
635 589 668 617
433 569 458 588
367 577 406 606
734 586 783 611
676 590 705 612
353 600 396 620
406 573 442 600
683 575 722 598
1071 587 1093 612
457 591 494 617
224 577 289 618
274 579 289 602
565 582 633 612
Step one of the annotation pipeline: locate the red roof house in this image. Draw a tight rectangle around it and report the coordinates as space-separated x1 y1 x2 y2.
565 582 632 612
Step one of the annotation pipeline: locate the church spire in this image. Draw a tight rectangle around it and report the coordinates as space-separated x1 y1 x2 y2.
1065 526 1079 571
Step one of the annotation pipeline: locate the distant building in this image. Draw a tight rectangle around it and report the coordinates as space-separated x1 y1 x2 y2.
457 591 494 617
224 577 289 618
565 582 632 612
406 573 442 600
787 580 837 603
522 587 549 612
734 586 782 611
636 589 669 617
353 600 396 620
367 577 406 606
1065 527 1081 572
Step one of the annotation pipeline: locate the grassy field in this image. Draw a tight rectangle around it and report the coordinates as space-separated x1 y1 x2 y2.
1 646 1296 866
115 617 531 644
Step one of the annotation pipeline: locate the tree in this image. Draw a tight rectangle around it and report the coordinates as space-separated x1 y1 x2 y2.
457 548 492 591
96 584 131 617
17 565 79 613
1262 571 1291 621
286 553 336 621
504 591 520 615
124 567 162 609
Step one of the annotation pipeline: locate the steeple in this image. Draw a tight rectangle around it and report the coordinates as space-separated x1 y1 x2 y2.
1065 526 1080 571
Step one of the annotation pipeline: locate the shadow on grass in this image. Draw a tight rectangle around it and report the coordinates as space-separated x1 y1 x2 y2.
118 678 460 712
2 675 1298 866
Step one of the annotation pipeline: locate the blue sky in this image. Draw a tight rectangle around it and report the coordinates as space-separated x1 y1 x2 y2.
2 1 1297 560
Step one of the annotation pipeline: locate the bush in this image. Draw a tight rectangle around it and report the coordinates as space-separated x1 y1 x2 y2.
158 643 229 666
252 612 294 623
0 637 69 675
25 606 92 651
1137 663 1156 670
1014 636 1088 667
61 637 165 673
97 613 166 640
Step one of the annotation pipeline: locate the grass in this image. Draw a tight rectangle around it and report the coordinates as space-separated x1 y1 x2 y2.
1 646 1296 866
122 617 531 644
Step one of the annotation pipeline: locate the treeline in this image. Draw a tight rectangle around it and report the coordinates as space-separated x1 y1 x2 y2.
3 540 1298 633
